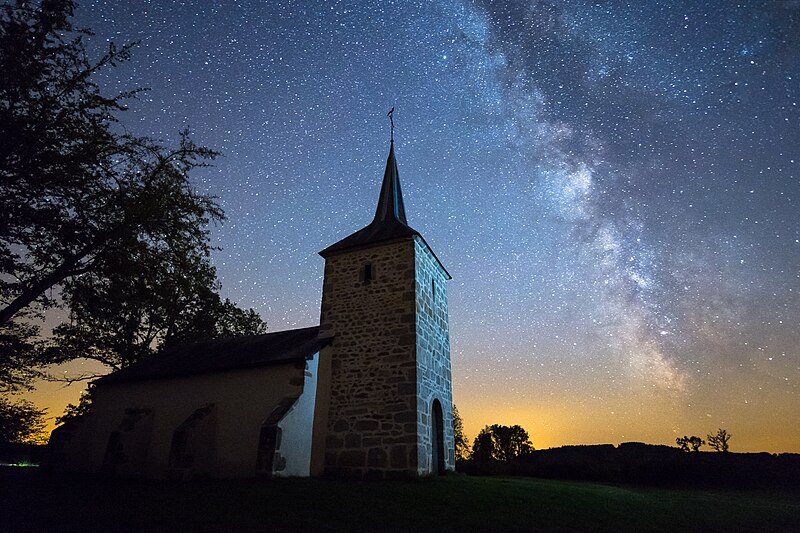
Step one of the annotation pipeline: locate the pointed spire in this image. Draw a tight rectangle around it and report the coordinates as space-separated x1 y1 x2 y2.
318 139 418 257
373 141 408 225
320 111 435 259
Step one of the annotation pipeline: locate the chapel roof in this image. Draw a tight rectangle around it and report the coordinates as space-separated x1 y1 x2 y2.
97 326 330 385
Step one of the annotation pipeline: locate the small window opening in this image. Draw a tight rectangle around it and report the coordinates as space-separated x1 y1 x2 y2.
362 263 373 284
432 279 436 299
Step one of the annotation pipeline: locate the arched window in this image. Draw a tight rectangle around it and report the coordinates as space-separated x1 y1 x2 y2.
100 408 153 476
167 404 215 480
256 397 297 476
360 263 374 284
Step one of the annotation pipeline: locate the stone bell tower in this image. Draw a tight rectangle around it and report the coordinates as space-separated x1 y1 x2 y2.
315 137 454 478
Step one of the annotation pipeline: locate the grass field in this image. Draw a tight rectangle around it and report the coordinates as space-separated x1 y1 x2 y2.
1 469 798 532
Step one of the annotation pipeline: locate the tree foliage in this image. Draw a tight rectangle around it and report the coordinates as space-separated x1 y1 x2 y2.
2 0 139 325
0 319 42 392
676 435 705 452
0 0 265 384
0 397 47 444
55 385 93 427
162 297 267 352
452 404 470 461
471 426 496 462
707 428 731 453
49 271 267 372
0 0 221 325
471 424 534 461
45 214 266 372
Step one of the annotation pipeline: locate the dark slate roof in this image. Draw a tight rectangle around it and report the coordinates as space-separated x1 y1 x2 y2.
320 141 421 257
98 326 330 385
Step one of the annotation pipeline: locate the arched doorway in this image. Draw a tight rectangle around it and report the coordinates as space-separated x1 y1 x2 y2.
431 399 445 475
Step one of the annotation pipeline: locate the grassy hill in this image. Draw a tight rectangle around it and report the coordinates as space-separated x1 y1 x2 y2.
2 470 798 531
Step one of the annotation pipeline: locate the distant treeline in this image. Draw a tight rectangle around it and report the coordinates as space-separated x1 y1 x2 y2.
0 442 46 466
458 442 800 488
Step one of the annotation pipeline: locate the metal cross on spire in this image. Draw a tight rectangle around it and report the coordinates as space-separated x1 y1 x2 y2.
387 107 395 143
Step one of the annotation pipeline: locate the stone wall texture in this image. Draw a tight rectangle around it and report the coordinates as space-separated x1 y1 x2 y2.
413 237 455 474
319 235 453 477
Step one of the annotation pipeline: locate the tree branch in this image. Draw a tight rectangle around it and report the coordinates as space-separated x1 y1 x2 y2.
45 371 105 385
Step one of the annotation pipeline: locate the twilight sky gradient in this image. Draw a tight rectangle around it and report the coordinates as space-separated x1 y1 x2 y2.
29 0 799 452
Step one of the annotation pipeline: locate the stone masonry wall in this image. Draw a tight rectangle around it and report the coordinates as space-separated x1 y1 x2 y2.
413 236 455 474
319 239 419 478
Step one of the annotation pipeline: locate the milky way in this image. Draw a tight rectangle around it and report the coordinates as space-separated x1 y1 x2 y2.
30 0 799 451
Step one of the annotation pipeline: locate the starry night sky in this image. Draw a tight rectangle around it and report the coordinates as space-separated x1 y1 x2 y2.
30 0 799 452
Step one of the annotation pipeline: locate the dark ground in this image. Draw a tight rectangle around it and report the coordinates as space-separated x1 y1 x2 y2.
1 468 799 532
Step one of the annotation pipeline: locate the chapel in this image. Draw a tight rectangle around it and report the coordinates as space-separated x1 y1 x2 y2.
50 137 455 479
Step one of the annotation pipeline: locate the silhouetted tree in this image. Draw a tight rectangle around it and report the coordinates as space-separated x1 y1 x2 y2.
2 0 143 327
471 426 496 462
471 424 534 461
0 320 42 392
1 0 264 385
676 435 705 452
707 428 731 453
46 234 266 373
0 2 223 320
493 424 534 460
54 385 94 427
452 404 470 461
0 397 47 444
162 297 267 351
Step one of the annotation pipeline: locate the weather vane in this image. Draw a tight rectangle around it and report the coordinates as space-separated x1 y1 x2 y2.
388 107 395 143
